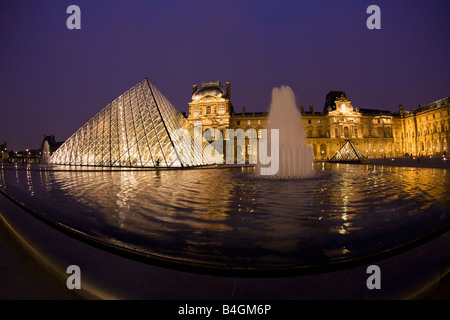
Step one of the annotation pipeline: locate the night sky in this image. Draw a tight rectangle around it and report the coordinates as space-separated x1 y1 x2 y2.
1 0 449 151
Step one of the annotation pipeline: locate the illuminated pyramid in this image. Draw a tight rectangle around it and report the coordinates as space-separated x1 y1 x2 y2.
329 140 366 163
50 78 214 167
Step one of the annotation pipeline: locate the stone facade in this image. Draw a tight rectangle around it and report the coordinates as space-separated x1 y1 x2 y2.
187 81 449 161
396 97 450 157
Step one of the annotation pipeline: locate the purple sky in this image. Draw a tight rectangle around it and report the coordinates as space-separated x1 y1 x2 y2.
1 0 449 151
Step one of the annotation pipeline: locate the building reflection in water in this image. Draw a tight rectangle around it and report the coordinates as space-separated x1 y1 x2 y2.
0 163 449 268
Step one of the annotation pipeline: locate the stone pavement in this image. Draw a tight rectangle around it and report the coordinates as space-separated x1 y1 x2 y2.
356 155 450 169
0 220 82 299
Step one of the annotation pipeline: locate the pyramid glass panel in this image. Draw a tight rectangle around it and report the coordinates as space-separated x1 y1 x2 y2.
50 78 216 167
329 140 366 163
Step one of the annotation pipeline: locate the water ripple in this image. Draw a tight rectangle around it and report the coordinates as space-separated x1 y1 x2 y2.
1 162 449 269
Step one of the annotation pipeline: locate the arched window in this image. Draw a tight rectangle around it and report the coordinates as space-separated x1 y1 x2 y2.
219 105 225 115
206 106 211 114
377 127 383 137
385 126 391 137
387 143 392 153
204 129 212 141
194 107 198 116
344 126 350 138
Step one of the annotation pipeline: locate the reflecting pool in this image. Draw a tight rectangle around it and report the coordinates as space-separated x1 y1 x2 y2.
0 163 449 274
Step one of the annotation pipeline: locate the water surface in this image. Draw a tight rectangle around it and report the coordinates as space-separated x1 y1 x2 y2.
1 162 449 272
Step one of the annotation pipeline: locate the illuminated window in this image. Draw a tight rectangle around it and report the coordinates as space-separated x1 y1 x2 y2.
257 129 263 139
219 105 224 115
194 107 198 116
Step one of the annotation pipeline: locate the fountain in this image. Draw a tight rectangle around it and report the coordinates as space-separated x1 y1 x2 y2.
257 85 314 178
41 140 50 164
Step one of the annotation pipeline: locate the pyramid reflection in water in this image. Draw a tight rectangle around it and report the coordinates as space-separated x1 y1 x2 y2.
329 140 366 163
50 78 214 167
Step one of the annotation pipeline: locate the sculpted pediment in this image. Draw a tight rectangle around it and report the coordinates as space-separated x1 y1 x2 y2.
192 95 227 103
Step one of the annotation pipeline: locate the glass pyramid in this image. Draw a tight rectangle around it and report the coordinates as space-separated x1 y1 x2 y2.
50 78 214 167
329 140 366 163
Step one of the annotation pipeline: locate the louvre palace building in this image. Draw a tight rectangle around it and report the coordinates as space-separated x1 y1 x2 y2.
187 81 450 161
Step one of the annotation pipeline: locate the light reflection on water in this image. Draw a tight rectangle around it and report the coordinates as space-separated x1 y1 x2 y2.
0 162 449 269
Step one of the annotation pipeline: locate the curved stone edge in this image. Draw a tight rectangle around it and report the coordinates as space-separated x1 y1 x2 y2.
0 190 449 299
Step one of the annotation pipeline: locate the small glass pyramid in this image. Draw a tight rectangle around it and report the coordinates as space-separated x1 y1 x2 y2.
50 78 215 167
329 140 366 163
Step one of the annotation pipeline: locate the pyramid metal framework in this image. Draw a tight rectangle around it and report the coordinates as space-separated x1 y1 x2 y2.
50 78 214 167
329 140 366 163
